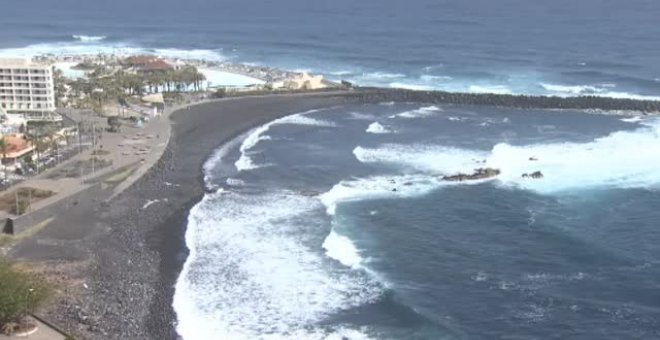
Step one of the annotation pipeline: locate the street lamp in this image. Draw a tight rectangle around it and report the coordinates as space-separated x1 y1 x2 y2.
24 288 34 334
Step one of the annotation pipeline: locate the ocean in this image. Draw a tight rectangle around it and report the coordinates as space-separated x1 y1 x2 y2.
174 104 660 339
4 1 660 339
2 0 660 98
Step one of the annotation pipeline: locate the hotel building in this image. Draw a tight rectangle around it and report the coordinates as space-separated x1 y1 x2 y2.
0 58 60 121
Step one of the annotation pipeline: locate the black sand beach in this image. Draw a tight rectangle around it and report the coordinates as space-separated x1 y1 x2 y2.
8 89 658 339
10 93 350 339
144 93 350 339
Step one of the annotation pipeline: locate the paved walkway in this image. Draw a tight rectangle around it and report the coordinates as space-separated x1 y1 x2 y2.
0 106 174 223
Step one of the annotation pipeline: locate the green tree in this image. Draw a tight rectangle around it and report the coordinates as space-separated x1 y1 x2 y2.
0 259 53 330
0 138 7 181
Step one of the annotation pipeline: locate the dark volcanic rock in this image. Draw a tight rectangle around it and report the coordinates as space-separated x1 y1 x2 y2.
349 88 660 113
522 171 544 179
442 168 501 182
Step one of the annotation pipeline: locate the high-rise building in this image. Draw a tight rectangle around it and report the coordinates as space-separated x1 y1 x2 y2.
0 58 60 121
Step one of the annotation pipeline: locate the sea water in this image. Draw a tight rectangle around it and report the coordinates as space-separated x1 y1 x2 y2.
173 103 660 339
2 0 660 98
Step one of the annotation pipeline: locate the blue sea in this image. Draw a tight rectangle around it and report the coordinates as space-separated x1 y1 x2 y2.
174 104 660 339
4 1 660 339
2 0 660 98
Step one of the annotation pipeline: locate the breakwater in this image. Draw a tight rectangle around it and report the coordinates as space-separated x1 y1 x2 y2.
349 87 660 113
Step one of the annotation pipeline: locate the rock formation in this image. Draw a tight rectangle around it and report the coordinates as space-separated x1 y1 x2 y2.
442 168 501 182
522 171 544 179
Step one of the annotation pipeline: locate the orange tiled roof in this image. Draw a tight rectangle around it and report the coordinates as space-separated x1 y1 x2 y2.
1 134 34 159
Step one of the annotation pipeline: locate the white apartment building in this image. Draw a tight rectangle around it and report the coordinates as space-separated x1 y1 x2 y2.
0 58 60 121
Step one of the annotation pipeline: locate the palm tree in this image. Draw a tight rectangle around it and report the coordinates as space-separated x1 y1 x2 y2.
53 68 66 107
0 138 8 181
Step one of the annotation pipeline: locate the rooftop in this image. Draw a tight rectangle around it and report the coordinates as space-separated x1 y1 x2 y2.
123 55 173 71
0 134 34 159
0 58 52 68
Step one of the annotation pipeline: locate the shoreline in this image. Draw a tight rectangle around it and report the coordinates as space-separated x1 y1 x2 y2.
6 89 657 339
149 93 358 339
30 92 351 339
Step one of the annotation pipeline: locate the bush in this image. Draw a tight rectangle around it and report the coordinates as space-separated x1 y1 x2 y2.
12 200 29 215
0 259 52 326
212 88 226 98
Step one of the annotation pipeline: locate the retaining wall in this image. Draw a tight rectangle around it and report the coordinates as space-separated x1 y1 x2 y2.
3 183 104 235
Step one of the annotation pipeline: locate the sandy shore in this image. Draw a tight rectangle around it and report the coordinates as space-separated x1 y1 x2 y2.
9 92 351 339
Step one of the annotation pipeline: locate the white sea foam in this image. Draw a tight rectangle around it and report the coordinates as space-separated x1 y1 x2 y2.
388 82 434 91
173 190 383 340
0 41 226 61
225 178 246 187
365 122 393 134
486 121 660 192
72 35 106 42
322 230 363 268
541 83 660 101
540 83 602 95
329 70 353 76
390 105 441 119
234 110 335 171
620 116 644 123
354 119 660 194
360 72 406 80
348 111 376 120
319 174 442 215
420 74 453 82
353 144 487 174
234 124 272 171
279 113 337 127
204 129 246 175
468 85 513 95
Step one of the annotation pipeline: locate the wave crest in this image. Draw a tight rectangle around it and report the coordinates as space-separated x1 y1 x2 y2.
366 122 393 134
72 34 106 42
173 190 383 339
353 119 660 194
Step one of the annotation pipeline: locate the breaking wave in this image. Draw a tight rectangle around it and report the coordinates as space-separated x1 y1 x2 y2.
468 85 514 95
234 110 335 171
72 35 107 42
0 41 226 61
540 83 660 101
353 119 660 194
322 229 363 269
173 190 383 339
366 122 393 134
390 105 441 119
354 144 486 174
319 174 444 216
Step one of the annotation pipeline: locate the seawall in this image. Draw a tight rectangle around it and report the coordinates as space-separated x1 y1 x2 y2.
348 87 660 113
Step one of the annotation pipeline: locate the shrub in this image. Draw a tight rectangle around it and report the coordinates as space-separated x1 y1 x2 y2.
12 200 29 215
0 259 53 326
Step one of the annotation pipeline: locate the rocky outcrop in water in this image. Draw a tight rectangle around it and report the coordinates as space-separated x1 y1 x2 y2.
442 168 501 182
522 171 544 179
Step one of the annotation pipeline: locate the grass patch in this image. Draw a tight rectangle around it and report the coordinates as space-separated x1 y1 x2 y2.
104 166 136 184
0 258 54 333
0 188 55 215
91 149 110 156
